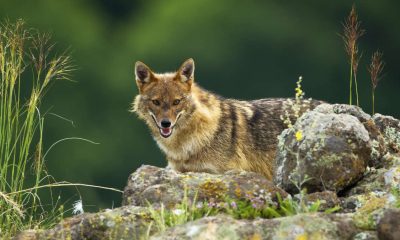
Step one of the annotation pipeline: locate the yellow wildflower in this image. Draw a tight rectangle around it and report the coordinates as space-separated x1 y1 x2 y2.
295 130 303 141
295 233 308 240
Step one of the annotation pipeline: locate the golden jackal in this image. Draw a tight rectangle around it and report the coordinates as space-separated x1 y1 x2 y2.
132 59 320 179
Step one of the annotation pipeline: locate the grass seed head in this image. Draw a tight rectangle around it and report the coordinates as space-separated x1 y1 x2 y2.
369 50 385 90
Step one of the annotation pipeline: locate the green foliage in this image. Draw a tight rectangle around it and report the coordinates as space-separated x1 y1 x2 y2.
147 187 341 235
147 190 217 233
224 193 318 219
0 19 73 237
0 20 123 238
390 187 400 208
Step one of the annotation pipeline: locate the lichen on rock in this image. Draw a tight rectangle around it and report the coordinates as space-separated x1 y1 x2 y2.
274 104 372 193
123 165 288 208
150 213 359 240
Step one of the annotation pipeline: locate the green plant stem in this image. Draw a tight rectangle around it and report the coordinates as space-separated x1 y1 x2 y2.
354 73 359 106
372 90 375 115
7 182 124 195
349 56 354 105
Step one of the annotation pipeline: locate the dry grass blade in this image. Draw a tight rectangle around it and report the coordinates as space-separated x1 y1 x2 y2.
369 50 385 114
341 4 365 59
369 50 385 90
0 191 24 218
341 4 365 106
29 32 54 73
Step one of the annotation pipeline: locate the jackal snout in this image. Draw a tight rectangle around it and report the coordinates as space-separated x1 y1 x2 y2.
160 119 171 128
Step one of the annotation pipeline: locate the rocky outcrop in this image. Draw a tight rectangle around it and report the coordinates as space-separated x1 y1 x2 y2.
151 213 359 240
122 165 288 207
15 206 154 240
274 104 372 193
15 105 400 240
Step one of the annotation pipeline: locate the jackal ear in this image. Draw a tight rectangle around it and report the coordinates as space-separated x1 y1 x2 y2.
135 61 152 83
178 58 195 83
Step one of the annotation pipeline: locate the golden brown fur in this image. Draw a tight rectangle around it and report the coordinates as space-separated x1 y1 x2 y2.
132 59 320 179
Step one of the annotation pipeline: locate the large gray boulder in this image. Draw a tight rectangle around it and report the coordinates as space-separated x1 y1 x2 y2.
274 104 372 193
123 165 288 207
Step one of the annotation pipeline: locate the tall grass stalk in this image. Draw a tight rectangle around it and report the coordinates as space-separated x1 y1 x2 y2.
341 5 364 106
0 19 75 237
368 50 385 115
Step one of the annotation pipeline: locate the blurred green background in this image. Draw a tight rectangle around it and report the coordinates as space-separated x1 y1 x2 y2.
1 0 399 211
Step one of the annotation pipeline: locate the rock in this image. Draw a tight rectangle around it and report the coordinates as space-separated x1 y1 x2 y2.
363 120 388 167
316 104 388 167
315 104 371 122
373 114 400 154
351 193 388 230
373 114 400 133
377 208 400 240
302 191 340 211
17 161 398 240
344 168 387 196
352 231 379 240
123 165 288 208
342 152 400 197
14 206 153 240
274 105 371 194
151 213 360 240
383 166 400 190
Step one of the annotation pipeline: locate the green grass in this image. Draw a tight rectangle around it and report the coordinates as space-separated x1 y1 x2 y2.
0 19 74 237
0 20 124 238
146 187 340 236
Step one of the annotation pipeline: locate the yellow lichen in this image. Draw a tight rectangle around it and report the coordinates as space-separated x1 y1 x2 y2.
234 187 242 198
353 194 387 230
199 179 227 199
249 233 262 240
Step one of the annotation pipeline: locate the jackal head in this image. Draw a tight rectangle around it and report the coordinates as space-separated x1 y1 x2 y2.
132 59 195 138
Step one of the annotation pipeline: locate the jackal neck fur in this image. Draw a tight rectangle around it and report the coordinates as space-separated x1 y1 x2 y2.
132 59 320 179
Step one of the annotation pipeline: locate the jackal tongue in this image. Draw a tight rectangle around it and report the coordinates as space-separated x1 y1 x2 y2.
160 127 172 136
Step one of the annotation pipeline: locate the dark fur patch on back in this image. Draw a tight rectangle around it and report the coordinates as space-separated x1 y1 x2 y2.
211 101 237 158
247 106 267 150
229 103 238 151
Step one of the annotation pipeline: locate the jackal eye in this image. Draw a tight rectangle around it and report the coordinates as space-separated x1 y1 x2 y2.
152 100 160 106
173 99 181 105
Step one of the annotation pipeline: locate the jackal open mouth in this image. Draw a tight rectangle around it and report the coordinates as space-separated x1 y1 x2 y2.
150 114 174 138
160 127 173 138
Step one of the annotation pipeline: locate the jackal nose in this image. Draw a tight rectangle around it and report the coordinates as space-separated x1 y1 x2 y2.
161 119 171 128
